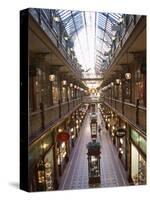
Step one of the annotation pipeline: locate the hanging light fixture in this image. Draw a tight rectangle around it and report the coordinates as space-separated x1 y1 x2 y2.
49 74 56 82
62 80 67 86
125 72 131 80
118 17 123 23
125 51 132 80
111 82 114 86
112 36 116 41
116 79 121 84
64 36 69 41
70 83 73 87
53 16 60 22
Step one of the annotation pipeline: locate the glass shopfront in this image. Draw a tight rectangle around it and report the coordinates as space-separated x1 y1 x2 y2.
70 127 76 148
135 68 146 106
62 87 67 102
44 149 55 191
52 80 59 104
57 142 67 165
37 148 55 191
56 141 68 176
124 80 131 102
131 129 146 185
68 87 71 101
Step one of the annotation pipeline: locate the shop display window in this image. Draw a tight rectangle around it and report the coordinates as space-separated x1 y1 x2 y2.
131 129 146 154
62 87 67 103
118 84 122 100
44 150 54 191
52 80 59 104
124 80 131 101
68 87 71 101
131 144 146 185
135 69 145 106
37 149 55 191
57 142 67 165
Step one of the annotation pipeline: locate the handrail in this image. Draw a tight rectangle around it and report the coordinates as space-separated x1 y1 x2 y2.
29 8 82 77
106 97 146 110
104 15 141 71
30 98 81 116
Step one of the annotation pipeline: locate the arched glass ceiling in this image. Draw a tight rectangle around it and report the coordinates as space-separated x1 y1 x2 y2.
56 9 123 76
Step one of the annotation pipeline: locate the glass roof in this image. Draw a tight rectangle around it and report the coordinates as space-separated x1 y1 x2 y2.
56 9 123 77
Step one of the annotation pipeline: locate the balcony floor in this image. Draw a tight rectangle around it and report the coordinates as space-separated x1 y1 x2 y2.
58 109 129 190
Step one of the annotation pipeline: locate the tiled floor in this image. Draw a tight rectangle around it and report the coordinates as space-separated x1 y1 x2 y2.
59 109 129 190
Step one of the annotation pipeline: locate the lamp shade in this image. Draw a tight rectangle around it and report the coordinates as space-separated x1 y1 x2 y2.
111 82 114 86
125 72 131 80
62 80 67 85
49 74 55 81
116 79 121 84
70 83 73 87
53 16 60 22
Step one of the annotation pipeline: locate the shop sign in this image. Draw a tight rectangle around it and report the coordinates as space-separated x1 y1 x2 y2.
57 131 70 142
115 127 126 137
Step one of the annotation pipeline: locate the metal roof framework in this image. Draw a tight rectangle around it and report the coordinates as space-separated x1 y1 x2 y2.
55 9 123 73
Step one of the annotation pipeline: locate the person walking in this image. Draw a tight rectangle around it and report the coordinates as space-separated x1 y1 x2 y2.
98 124 101 138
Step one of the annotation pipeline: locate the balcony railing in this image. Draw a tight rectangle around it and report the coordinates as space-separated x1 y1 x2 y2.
29 8 82 78
103 15 142 71
29 98 82 144
82 96 101 103
103 97 146 134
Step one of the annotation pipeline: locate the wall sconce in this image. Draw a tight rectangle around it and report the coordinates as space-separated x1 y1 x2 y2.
125 72 131 80
49 74 56 82
62 80 67 86
53 16 60 22
74 85 77 89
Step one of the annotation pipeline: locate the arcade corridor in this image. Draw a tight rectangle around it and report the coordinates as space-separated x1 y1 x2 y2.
20 8 146 192
59 108 129 190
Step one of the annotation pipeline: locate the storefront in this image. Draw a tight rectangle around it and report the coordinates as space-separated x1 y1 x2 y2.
69 127 76 148
56 130 70 176
37 146 55 191
56 141 68 176
130 129 146 185
28 130 56 191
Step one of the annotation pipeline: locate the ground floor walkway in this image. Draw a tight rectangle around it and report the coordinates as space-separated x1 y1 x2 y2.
59 108 129 190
